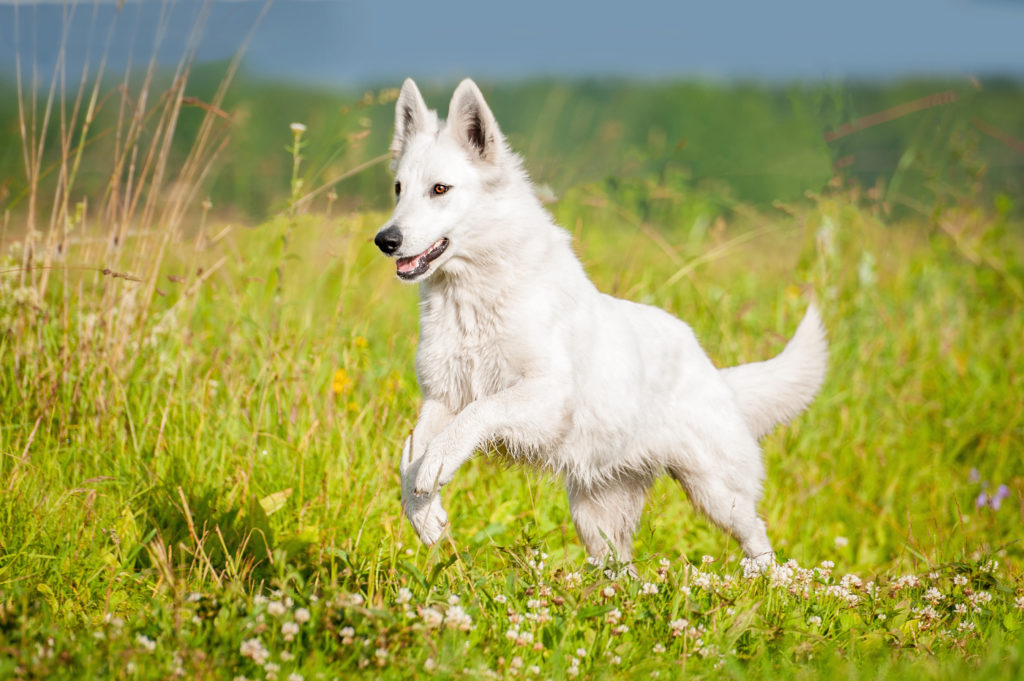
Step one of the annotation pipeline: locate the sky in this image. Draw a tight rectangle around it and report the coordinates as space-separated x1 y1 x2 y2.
0 0 1022 88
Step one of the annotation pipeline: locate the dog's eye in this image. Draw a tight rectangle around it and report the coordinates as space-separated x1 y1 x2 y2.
432 183 450 196
394 181 401 198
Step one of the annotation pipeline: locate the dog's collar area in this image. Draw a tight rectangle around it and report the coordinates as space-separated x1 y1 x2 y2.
397 237 449 280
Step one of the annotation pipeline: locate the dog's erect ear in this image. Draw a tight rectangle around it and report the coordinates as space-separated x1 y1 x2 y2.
391 79 430 165
448 79 503 163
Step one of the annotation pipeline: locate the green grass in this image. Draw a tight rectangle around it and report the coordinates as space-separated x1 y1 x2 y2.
1 157 1023 679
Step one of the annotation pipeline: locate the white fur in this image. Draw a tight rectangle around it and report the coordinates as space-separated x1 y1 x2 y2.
380 79 828 566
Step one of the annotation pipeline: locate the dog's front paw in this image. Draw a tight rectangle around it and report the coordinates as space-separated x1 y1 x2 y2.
412 451 447 496
401 487 448 546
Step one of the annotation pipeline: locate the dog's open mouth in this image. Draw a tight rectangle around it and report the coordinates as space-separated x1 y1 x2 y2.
396 238 449 280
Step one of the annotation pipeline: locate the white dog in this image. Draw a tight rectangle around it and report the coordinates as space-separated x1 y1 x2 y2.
375 78 827 568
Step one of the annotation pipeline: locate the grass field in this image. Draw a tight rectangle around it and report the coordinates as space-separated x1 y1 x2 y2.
1 31 1023 676
2 154 1023 679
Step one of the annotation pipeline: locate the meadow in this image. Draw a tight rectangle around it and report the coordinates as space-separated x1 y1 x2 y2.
1 49 1024 680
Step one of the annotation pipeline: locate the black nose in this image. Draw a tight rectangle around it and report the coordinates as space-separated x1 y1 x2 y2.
374 225 403 255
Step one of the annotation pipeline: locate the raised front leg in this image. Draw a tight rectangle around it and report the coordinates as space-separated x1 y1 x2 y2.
412 378 568 496
400 399 454 545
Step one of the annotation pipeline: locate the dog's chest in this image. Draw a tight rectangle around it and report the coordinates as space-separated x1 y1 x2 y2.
417 288 518 410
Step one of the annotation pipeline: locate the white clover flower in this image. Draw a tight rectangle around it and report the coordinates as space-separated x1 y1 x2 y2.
424 657 437 672
445 605 474 631
396 588 413 605
264 662 280 680
701 555 715 565
602 586 616 599
493 594 507 604
807 615 822 627
924 587 945 605
669 618 688 637
610 655 622 664
652 643 666 653
957 620 976 633
447 595 460 605
876 613 887 622
267 601 287 617
528 664 540 674
1015 595 1024 611
239 638 269 666
953 574 969 587
280 650 294 662
509 656 523 669
527 599 542 610
294 607 310 624
420 607 444 629
136 634 156 652
834 536 849 548
605 608 622 624
287 673 303 681
641 582 659 595
954 603 968 615
281 621 299 641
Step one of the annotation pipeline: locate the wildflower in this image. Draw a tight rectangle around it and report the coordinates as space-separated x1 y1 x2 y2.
339 626 355 645
448 595 461 605
290 123 307 135
954 603 968 615
281 621 299 641
294 607 311 624
280 651 294 662
527 599 542 610
977 485 1010 510
876 613 887 622
808 615 822 627
239 638 269 665
669 618 688 637
924 587 945 605
528 665 540 674
575 648 587 658
264 662 280 680
445 605 474 631
610 655 622 664
701 555 715 565
641 582 659 595
953 574 968 587
611 624 629 635
834 536 849 548
652 643 666 653
332 369 353 395
605 608 622 625
1015 595 1024 611
424 658 437 672
420 606 444 629
510 657 523 669
602 586 616 599
375 647 388 665
136 634 156 652
957 620 976 633
980 560 999 574
267 601 287 617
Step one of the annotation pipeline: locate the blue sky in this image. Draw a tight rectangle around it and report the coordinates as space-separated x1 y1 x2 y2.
0 0 1022 86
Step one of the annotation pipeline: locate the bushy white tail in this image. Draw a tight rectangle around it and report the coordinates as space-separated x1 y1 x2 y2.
720 304 828 440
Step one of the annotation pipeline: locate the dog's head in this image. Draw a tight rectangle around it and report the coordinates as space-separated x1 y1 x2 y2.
374 78 519 283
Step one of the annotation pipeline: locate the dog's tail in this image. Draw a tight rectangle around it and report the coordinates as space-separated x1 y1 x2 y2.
719 303 828 440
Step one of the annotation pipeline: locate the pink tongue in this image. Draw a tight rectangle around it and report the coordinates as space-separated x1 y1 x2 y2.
396 255 421 273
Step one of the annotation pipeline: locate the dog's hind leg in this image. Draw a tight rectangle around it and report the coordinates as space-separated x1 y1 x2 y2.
567 474 653 568
667 452 774 569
